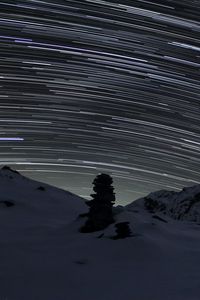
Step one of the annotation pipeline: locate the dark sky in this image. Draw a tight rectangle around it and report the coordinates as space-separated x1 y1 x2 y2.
0 0 200 205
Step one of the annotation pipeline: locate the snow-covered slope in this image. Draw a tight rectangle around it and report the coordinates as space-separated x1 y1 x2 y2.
0 165 88 233
126 184 200 222
1 166 200 300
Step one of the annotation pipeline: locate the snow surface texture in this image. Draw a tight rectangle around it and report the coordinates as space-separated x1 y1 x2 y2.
1 166 200 300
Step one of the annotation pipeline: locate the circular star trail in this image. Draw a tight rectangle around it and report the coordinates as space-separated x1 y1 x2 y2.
0 0 200 204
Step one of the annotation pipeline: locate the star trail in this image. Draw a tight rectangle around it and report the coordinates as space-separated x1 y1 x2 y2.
0 0 200 204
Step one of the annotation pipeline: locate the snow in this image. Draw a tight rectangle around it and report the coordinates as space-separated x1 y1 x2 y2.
0 166 200 300
127 184 200 222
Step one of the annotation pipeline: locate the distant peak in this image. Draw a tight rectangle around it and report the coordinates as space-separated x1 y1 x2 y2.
1 165 20 174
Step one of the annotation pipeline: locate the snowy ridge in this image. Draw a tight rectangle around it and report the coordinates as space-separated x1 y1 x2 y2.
0 165 88 232
126 184 200 222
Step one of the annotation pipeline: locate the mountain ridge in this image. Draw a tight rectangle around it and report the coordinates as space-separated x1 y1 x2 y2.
127 183 200 223
2 165 200 224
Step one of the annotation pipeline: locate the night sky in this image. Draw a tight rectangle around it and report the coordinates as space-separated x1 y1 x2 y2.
0 0 200 205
